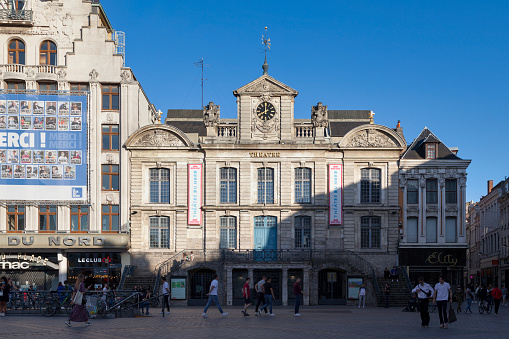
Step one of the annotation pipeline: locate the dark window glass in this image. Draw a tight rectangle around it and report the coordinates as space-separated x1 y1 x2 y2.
360 168 380 203
361 216 381 248
7 205 25 231
407 179 419 204
102 165 119 191
220 167 237 203
40 40 57 66
445 179 457 204
102 125 119 151
102 85 120 110
257 168 274 204
426 179 438 204
295 168 311 204
219 216 237 249
102 205 119 231
70 206 89 231
39 205 57 231
294 216 311 248
8 39 25 64
150 168 170 203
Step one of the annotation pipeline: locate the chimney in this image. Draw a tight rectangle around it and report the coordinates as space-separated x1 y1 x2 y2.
450 147 459 155
488 180 493 194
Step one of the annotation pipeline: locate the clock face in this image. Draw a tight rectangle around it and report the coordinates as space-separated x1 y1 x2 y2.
256 102 276 121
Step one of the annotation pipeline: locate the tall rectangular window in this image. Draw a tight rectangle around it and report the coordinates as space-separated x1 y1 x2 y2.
70 206 89 232
426 144 436 159
295 216 311 248
407 179 419 204
360 168 380 203
149 216 170 248
426 179 438 204
446 217 457 243
445 179 457 204
39 205 57 231
257 168 274 204
361 216 381 248
102 125 119 151
150 168 170 203
426 217 437 243
7 205 25 231
220 167 237 203
102 165 119 191
102 85 120 110
407 217 418 243
295 167 311 204
219 216 237 249
102 205 119 231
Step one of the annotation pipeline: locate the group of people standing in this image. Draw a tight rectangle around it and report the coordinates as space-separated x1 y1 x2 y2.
202 274 306 318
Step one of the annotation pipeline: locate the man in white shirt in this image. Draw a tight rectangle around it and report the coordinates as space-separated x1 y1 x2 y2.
358 284 366 308
160 276 170 314
411 277 433 327
432 275 452 329
202 274 228 318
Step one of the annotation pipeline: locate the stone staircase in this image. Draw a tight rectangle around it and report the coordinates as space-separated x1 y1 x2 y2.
122 275 157 292
376 277 411 307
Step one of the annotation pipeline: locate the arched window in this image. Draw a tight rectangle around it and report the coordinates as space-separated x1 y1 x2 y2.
150 168 170 203
360 168 380 203
40 40 57 66
8 39 25 64
219 216 237 249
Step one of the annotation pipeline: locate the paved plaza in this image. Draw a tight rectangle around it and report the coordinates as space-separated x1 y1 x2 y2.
0 304 508 339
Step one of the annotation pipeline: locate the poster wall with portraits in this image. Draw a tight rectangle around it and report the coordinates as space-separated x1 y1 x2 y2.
0 92 88 203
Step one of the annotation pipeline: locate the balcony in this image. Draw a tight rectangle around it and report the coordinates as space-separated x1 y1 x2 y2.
0 64 67 80
295 122 314 139
0 9 33 25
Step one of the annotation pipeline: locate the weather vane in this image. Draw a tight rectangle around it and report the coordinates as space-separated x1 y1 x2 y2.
261 27 271 75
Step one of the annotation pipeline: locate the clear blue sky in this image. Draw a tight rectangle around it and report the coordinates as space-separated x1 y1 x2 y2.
103 0 508 203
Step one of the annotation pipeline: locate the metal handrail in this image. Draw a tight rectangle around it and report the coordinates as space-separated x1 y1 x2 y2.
118 265 137 290
397 265 413 293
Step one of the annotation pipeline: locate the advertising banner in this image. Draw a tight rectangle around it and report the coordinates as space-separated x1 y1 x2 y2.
188 164 202 225
171 278 186 299
347 277 363 300
328 164 343 225
0 92 88 203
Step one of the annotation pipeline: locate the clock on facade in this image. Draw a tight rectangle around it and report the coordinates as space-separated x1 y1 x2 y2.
256 102 276 121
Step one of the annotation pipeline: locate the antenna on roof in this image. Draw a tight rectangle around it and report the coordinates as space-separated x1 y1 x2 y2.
194 58 210 109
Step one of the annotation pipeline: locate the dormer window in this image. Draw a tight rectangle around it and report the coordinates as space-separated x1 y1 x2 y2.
426 143 437 159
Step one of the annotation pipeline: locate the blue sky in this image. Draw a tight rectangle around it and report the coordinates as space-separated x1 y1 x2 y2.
103 0 508 203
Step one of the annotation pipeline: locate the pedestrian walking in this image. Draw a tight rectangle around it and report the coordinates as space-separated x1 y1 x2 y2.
384 283 390 308
474 284 480 303
65 274 92 327
0 276 11 316
255 275 268 315
202 275 228 318
491 284 503 316
294 278 306 316
464 285 473 314
160 276 170 314
358 283 366 308
502 285 507 306
259 277 275 316
432 275 452 329
455 287 464 313
411 277 433 327
242 278 252 316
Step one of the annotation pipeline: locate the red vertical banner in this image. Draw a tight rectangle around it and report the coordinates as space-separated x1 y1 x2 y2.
329 164 343 225
188 164 202 225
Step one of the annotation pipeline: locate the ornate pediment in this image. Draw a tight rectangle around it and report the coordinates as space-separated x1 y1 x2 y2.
426 206 439 213
406 206 420 213
445 205 458 212
345 130 396 148
234 75 298 96
126 125 193 148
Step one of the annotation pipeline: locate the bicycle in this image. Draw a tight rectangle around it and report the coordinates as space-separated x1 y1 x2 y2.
96 291 142 318
478 299 492 314
40 291 73 317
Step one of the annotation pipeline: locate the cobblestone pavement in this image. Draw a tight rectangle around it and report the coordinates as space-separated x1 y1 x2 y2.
1 303 508 339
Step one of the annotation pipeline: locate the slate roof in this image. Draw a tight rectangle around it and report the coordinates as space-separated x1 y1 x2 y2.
328 110 372 120
329 121 368 137
402 127 461 160
165 120 206 136
166 109 203 119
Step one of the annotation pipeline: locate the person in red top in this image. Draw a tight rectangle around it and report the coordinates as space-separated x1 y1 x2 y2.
294 278 306 316
242 278 252 316
491 284 503 316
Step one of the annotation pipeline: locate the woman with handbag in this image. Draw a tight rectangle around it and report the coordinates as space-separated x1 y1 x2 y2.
65 274 92 327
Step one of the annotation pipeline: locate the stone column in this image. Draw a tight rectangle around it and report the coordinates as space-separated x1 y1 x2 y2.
282 268 288 306
58 250 68 284
439 176 445 240
303 267 310 305
226 267 233 306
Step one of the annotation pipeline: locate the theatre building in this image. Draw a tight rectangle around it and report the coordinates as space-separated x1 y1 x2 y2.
398 128 470 286
0 0 155 289
126 68 407 306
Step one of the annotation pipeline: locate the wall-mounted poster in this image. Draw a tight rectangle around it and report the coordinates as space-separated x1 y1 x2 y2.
328 164 343 225
188 164 202 225
171 278 186 300
347 277 363 300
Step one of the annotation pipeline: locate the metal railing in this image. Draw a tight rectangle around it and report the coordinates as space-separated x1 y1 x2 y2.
0 9 33 21
118 265 137 290
397 265 413 292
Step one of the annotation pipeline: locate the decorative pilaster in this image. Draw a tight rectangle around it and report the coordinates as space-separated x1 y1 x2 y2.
282 268 288 306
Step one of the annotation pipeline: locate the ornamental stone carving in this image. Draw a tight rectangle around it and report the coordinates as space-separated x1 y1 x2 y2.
203 102 220 127
25 67 36 78
89 69 99 82
345 130 396 147
57 69 67 80
132 130 185 147
120 70 133 84
311 102 328 127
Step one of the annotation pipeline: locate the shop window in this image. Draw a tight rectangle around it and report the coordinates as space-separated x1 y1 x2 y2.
102 85 119 110
39 40 57 66
426 179 438 204
219 216 236 249
101 205 119 231
295 167 311 204
426 217 437 243
102 164 119 191
71 205 89 232
149 216 169 248
150 168 170 203
7 205 25 231
39 205 57 231
407 217 418 243
5 81 26 90
257 167 274 204
407 179 418 204
446 217 457 243
220 167 237 203
360 168 380 203
38 82 57 93
8 39 25 65
361 216 380 248
445 179 457 203
102 125 119 151
70 83 89 93
294 216 311 248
